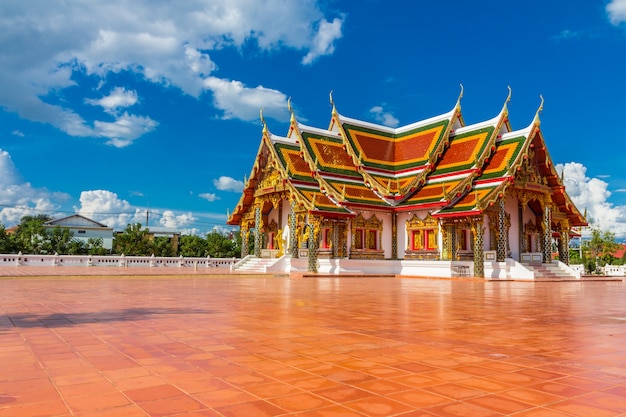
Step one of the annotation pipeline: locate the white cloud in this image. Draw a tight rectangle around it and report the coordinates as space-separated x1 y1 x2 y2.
551 29 581 42
86 87 139 114
557 162 626 237
11 130 24 137
199 193 219 202
74 190 144 229
94 113 159 148
159 210 196 229
203 77 289 121
0 1 344 144
302 17 344 65
369 105 400 128
213 176 244 192
0 148 68 226
607 0 626 25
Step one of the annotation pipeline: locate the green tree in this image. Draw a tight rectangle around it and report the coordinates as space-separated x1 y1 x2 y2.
0 223 17 253
569 248 582 265
40 226 74 254
150 236 175 257
113 223 152 255
206 230 237 258
583 227 621 273
14 215 51 254
179 235 208 257
87 237 108 255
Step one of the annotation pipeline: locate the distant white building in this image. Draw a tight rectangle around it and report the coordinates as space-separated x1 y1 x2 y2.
44 214 113 250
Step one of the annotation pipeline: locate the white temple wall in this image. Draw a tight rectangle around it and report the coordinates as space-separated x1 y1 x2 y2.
380 211 393 258
506 195 520 260
280 199 290 229
396 211 412 259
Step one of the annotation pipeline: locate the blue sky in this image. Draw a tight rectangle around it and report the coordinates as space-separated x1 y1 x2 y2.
1 0 626 237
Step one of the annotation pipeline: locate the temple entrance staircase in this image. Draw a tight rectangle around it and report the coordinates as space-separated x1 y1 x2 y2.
232 256 278 273
524 261 580 280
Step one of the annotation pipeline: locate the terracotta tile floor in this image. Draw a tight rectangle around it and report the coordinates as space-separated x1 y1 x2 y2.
1 275 625 416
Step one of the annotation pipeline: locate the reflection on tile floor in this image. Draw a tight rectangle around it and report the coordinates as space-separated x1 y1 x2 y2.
1 275 625 416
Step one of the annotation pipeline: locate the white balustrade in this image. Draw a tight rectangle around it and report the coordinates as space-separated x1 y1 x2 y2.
0 253 238 268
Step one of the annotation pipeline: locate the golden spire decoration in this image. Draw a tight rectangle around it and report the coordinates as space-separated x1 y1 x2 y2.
287 96 292 113
474 191 482 210
499 85 512 117
260 108 267 133
455 83 464 109
329 90 338 117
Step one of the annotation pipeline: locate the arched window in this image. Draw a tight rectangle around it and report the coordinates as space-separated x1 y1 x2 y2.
405 213 439 259
350 213 384 259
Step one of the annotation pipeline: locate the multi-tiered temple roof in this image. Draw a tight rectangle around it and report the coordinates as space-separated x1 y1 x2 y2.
228 89 586 228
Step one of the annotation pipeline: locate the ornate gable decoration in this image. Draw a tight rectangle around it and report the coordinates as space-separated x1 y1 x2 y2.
406 213 438 229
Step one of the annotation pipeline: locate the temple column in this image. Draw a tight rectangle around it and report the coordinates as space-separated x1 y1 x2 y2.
254 206 262 257
450 225 458 261
289 205 297 257
471 217 485 278
518 201 526 254
241 226 249 257
497 200 507 262
442 224 450 260
443 223 457 261
307 223 318 272
559 230 570 265
542 204 552 263
391 212 398 260
332 223 339 258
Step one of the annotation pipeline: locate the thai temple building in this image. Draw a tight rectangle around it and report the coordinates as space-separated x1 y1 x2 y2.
227 88 587 279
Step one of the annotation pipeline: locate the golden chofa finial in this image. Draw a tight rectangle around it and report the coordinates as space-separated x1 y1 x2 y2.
499 86 512 117
260 108 267 132
287 96 293 113
329 90 334 106
456 83 464 109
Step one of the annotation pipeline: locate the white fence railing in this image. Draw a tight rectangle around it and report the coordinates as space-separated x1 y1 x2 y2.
0 253 238 268
602 265 626 276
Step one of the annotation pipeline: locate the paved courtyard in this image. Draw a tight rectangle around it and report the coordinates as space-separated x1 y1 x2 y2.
1 275 625 417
